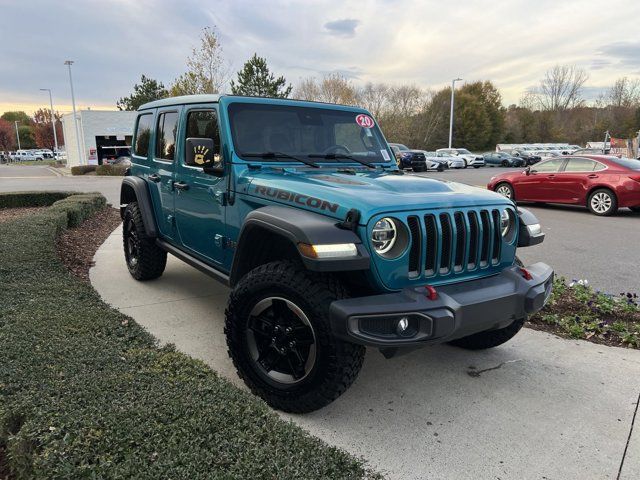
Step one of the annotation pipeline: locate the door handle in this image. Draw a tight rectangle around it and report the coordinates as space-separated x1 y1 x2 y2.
148 174 161 182
547 175 555 179
587 174 598 178
174 181 189 191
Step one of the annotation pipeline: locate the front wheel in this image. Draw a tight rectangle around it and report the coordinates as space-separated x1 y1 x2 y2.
501 160 510 167
588 188 617 216
225 261 365 413
449 318 525 350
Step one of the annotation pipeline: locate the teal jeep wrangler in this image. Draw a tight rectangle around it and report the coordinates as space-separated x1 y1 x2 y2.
120 94 553 413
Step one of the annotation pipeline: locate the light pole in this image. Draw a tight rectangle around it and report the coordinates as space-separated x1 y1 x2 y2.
40 88 59 156
448 77 463 149
14 121 21 150
64 60 83 165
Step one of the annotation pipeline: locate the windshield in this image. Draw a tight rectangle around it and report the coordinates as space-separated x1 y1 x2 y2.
228 103 391 165
610 157 640 171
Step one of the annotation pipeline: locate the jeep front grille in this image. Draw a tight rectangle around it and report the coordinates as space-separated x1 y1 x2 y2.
407 208 505 279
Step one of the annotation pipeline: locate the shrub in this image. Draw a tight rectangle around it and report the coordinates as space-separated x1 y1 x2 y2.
0 194 375 479
95 164 128 176
70 165 97 175
0 191 75 208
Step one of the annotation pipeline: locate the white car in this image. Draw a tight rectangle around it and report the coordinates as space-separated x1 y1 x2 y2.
436 148 485 168
434 151 465 169
417 151 447 171
13 150 44 161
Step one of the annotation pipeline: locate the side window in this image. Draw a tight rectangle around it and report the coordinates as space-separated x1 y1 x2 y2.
593 162 607 172
133 113 153 157
185 110 221 164
155 112 179 161
535 158 564 173
564 158 597 172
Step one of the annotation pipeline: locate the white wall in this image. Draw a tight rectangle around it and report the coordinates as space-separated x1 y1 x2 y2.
61 110 137 167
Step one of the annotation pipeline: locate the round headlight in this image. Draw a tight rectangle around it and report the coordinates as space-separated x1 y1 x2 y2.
500 209 516 239
372 217 397 254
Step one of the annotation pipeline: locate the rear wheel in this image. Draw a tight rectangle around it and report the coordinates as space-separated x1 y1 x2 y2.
588 188 617 216
225 261 365 413
495 182 514 200
122 202 167 280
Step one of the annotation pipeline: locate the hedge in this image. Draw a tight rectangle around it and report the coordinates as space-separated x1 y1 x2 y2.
70 165 97 175
95 164 128 176
0 191 76 208
0 193 377 479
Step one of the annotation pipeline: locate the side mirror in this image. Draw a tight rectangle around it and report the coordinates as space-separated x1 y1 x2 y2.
525 167 531 176
185 138 224 176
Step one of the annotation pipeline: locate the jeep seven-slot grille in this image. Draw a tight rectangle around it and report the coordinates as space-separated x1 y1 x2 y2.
407 209 503 279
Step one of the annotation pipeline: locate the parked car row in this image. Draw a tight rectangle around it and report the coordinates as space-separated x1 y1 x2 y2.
488 155 640 216
3 149 66 162
389 143 488 171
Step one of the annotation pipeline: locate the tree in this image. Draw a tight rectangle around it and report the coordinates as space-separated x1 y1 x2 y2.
1 111 31 125
0 118 16 151
294 73 359 105
32 108 64 150
17 125 36 149
170 27 229 95
117 75 168 111
606 77 640 108
230 54 292 98
536 65 588 111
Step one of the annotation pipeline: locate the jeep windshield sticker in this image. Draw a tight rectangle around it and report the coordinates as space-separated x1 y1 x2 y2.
253 186 339 213
355 114 374 128
380 149 390 161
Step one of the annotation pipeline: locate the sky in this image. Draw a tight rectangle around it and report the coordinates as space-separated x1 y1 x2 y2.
1 0 639 116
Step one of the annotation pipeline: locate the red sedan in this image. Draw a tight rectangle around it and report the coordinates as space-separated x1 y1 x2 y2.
487 155 640 216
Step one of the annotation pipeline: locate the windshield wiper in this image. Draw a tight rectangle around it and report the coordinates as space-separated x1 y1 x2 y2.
242 151 320 168
308 153 376 169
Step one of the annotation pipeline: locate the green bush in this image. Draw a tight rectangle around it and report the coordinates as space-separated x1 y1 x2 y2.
0 194 376 479
0 191 75 208
70 165 97 175
95 164 128 176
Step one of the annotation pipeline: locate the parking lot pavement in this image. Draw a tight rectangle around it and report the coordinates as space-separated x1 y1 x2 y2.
0 164 121 205
92 225 640 480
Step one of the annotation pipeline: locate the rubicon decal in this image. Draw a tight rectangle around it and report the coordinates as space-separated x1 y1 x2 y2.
253 186 339 213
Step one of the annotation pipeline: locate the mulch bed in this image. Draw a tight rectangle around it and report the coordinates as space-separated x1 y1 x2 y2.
55 207 122 282
0 207 47 223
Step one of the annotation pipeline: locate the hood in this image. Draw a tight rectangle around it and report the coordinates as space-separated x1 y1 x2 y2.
240 166 512 223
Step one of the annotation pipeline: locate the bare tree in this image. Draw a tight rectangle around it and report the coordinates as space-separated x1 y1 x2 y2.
292 77 321 101
358 82 389 118
170 27 230 95
537 65 588 111
293 73 359 105
606 77 640 108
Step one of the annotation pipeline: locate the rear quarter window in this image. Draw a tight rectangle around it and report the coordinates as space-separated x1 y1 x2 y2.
133 113 153 158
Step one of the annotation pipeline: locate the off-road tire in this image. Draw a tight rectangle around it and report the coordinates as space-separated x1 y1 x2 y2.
587 188 617 216
225 261 365 413
122 202 167 280
449 318 525 350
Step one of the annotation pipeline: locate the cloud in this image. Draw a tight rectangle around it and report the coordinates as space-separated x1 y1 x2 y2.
598 42 640 68
323 19 360 38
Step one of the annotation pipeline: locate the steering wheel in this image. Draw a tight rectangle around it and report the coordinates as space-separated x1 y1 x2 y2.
323 144 351 155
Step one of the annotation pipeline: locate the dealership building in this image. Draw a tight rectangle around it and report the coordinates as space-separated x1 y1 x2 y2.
61 110 137 167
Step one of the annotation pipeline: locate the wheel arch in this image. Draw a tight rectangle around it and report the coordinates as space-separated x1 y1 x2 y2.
120 176 158 237
229 206 370 287
586 184 617 205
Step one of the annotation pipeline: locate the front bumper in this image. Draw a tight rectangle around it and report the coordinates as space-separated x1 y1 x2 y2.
329 262 553 347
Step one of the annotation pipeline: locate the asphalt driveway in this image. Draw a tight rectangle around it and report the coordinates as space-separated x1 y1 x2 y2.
91 225 640 480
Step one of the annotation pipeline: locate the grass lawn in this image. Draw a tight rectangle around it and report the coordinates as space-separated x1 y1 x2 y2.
0 192 379 480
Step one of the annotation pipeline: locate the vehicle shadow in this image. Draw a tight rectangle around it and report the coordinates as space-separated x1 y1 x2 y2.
519 201 639 217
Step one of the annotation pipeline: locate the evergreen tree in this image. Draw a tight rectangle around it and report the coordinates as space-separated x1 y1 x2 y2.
117 75 168 111
230 54 292 98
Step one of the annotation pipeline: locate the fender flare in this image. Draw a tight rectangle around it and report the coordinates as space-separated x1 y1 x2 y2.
229 206 370 287
120 176 158 238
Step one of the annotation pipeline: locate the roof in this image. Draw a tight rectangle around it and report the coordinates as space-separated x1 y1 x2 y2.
138 94 370 112
139 94 221 110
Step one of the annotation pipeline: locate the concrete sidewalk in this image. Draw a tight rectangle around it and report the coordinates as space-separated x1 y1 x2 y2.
91 225 640 480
